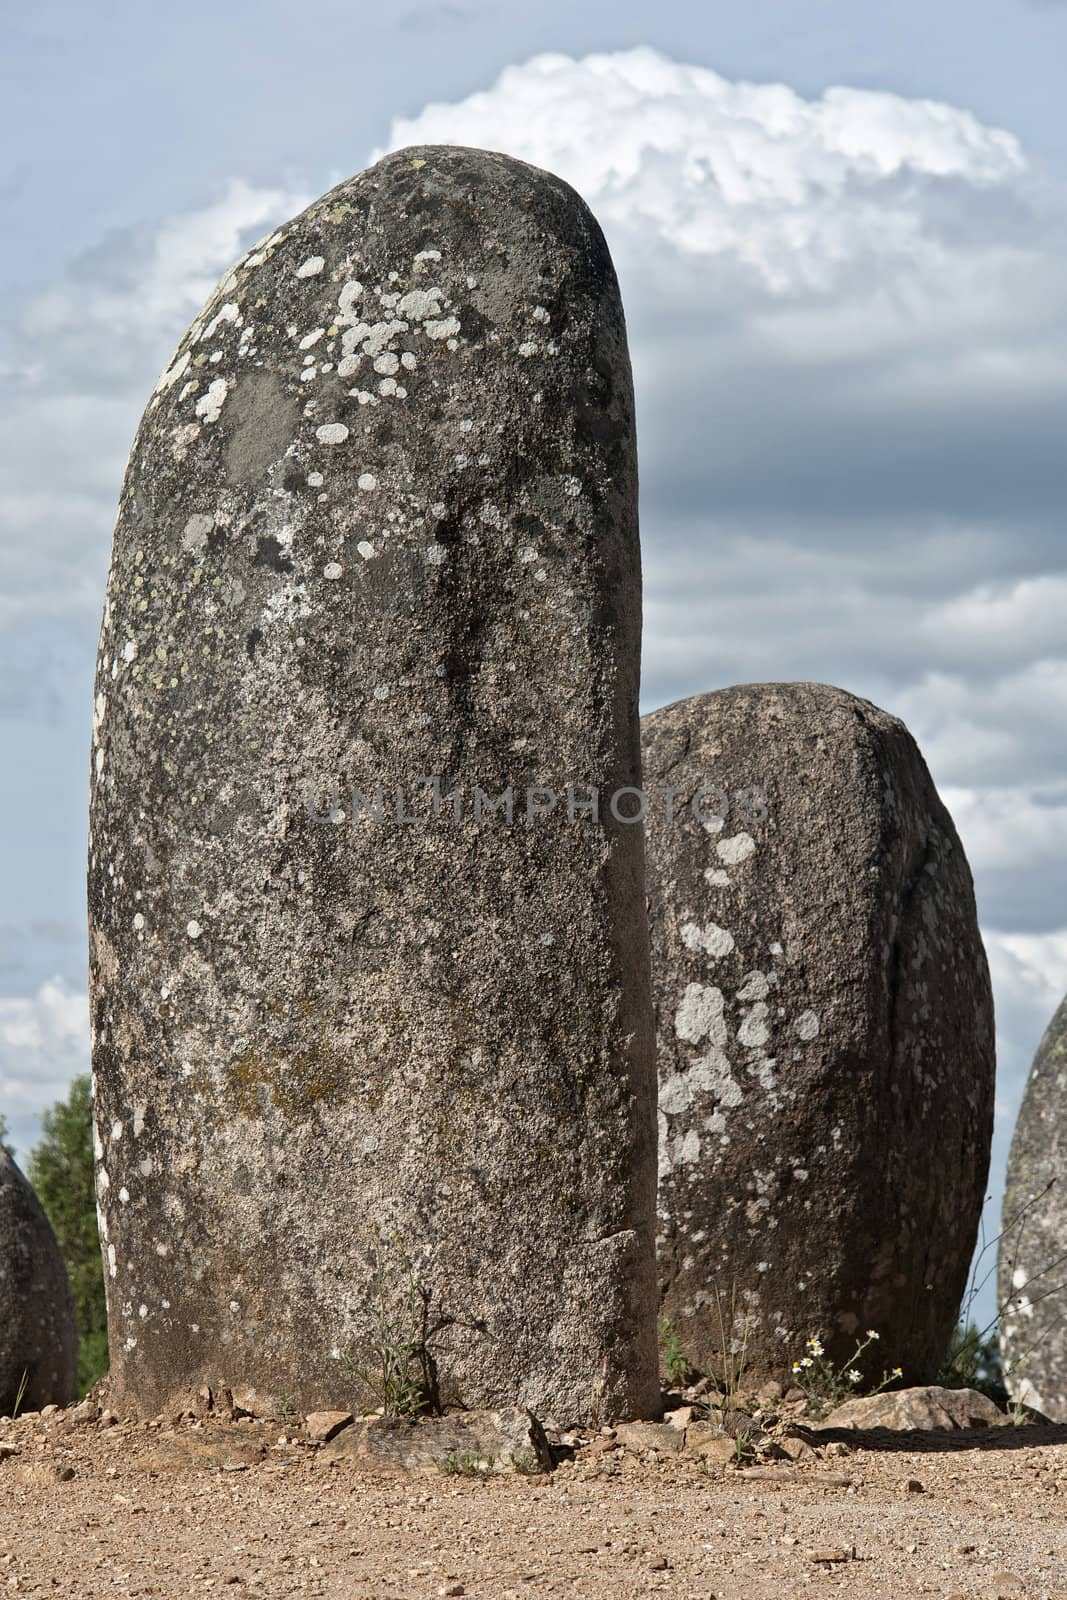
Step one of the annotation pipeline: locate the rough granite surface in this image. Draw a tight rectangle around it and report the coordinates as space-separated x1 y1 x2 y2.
642 683 995 1386
1000 992 1067 1422
0 1151 78 1411
88 145 659 1424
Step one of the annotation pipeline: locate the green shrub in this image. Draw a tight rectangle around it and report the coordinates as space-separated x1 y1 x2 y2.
28 1077 108 1396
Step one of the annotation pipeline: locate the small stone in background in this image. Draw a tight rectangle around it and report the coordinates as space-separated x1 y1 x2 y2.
17 1463 75 1486
305 1410 354 1443
615 1422 685 1454
823 1386 1005 1431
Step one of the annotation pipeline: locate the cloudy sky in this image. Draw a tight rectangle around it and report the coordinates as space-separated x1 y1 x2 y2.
3 0 1067 1328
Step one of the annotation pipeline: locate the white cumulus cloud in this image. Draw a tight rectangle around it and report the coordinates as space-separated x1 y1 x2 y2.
385 48 1026 293
0 978 90 1162
0 179 309 633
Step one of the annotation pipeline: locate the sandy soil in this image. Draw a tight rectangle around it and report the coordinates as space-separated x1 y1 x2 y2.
2 1406 1067 1598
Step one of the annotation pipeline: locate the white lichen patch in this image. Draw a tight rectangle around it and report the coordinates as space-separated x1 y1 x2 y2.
323 562 343 581
336 281 364 322
717 832 756 865
299 328 325 350
194 378 229 424
795 1009 820 1041
738 1003 771 1048
357 472 377 491
681 920 735 958
674 983 727 1046
201 303 240 343
397 286 443 321
425 315 462 341
316 423 349 445
295 256 325 278
181 513 213 555
156 350 191 393
692 1047 743 1108
676 1128 701 1165
170 421 201 462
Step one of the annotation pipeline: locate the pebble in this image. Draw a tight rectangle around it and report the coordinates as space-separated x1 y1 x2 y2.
647 1556 668 1571
16 1463 75 1486
664 1406 693 1429
615 1422 684 1455
903 1477 925 1493
304 1410 353 1443
807 1546 852 1564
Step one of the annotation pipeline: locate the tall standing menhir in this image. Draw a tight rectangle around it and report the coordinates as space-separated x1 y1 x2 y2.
88 146 659 1423
1000 991 1067 1421
644 683 996 1386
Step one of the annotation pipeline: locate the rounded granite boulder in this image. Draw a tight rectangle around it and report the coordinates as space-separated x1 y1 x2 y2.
643 682 995 1386
1000 993 1067 1421
88 145 659 1424
0 1151 78 1412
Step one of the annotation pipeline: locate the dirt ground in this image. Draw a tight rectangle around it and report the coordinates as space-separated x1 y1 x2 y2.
3 1406 1067 1598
